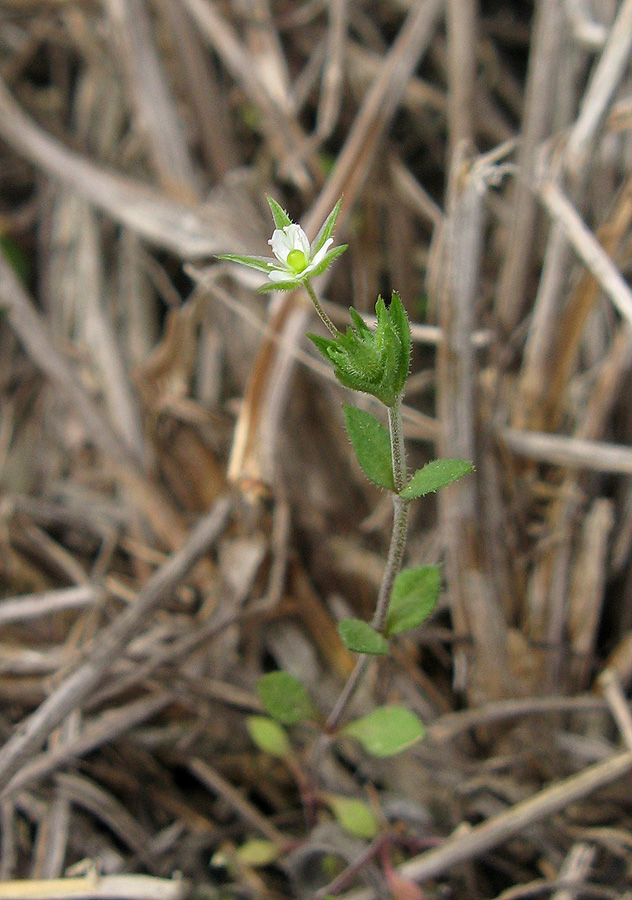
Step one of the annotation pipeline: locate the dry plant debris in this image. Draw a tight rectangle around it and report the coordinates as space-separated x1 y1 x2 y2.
0 1 632 899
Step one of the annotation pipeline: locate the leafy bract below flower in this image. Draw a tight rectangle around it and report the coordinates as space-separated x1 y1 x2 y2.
308 292 411 408
219 196 347 292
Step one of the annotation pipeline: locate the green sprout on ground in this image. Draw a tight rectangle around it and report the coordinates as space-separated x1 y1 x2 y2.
220 196 473 871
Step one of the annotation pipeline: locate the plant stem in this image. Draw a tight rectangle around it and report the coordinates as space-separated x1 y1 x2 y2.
304 279 339 337
388 395 408 494
324 396 410 733
324 655 370 733
372 397 409 632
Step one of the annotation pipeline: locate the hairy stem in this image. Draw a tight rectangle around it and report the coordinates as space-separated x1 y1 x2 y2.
388 396 408 494
324 655 370 733
372 494 410 633
304 279 339 337
324 396 409 733
372 397 409 631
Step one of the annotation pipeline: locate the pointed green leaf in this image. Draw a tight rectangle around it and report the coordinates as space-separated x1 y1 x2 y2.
338 619 389 655
234 839 282 867
349 307 372 334
385 566 440 637
218 253 274 273
306 331 336 360
400 459 473 500
342 706 425 757
387 292 411 397
256 672 316 725
246 716 291 757
343 405 395 491
324 794 379 839
312 197 343 255
267 196 292 229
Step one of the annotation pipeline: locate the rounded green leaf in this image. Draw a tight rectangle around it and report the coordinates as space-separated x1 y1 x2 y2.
324 794 379 839
342 706 425 757
385 566 440 637
234 839 282 867
338 619 389 655
256 672 316 725
246 716 291 757
343 405 395 491
400 458 473 500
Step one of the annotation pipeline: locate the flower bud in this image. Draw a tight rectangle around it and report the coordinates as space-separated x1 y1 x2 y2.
308 292 411 407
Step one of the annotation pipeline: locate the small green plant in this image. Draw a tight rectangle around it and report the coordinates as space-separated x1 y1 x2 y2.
220 197 472 880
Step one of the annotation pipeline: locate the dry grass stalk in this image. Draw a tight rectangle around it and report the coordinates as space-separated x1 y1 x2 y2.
1 1 632 897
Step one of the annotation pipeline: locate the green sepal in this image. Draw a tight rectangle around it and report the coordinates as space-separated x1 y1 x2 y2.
256 671 316 725
312 197 343 256
266 195 292 229
385 566 440 637
341 706 425 757
218 253 274 273
246 716 291 757
257 278 302 293
338 618 389 655
305 243 348 278
400 458 474 500
342 405 394 490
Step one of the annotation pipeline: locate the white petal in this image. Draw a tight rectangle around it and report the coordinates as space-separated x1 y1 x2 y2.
308 238 334 270
269 228 294 264
296 225 311 258
268 269 298 283
283 223 310 256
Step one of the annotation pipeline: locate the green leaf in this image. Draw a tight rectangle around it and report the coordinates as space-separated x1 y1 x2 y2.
338 619 389 655
348 307 371 335
400 458 473 500
217 253 273 273
385 566 440 637
246 716 291 757
342 706 425 757
324 794 379 840
343 405 395 490
309 294 410 407
256 672 316 725
386 292 411 399
312 197 343 256
267 196 292 229
234 839 282 867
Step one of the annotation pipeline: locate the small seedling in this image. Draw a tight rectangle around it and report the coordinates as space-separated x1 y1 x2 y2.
220 196 472 887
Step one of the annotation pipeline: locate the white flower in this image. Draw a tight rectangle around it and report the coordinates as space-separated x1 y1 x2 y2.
218 196 347 293
267 223 334 283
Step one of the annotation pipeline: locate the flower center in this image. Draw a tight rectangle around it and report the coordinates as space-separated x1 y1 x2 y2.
286 249 308 274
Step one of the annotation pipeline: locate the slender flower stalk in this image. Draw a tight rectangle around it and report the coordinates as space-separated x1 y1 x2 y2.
303 278 338 338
